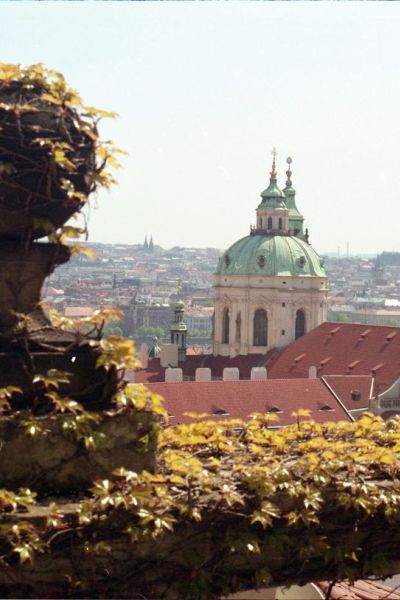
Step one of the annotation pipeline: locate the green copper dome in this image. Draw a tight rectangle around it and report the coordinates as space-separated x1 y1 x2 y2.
259 152 287 210
216 234 326 277
259 177 287 210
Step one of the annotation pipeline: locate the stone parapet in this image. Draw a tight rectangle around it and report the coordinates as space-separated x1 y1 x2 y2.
0 410 156 492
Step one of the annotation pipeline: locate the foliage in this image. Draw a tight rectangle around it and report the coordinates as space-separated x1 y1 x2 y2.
187 327 212 337
0 63 125 249
2 407 400 597
137 325 165 338
333 312 353 323
49 307 125 342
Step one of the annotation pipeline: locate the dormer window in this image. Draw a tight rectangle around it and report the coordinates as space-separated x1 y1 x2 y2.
212 408 229 416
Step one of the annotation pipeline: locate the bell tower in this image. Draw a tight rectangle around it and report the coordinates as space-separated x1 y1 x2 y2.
283 157 305 239
170 301 188 362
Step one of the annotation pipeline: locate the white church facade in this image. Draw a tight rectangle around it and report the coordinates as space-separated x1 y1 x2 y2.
213 151 328 357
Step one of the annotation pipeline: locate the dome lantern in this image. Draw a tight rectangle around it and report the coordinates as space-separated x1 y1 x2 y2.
254 148 289 235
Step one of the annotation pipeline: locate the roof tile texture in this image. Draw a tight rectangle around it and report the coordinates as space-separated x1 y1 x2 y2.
267 322 400 392
322 375 373 411
145 378 351 425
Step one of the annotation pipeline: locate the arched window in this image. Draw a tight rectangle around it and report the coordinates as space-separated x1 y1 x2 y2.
267 217 272 230
253 309 268 346
278 217 283 230
222 307 230 344
235 311 241 343
295 309 305 340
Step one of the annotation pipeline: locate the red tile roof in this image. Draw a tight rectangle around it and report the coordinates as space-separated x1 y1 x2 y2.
322 375 373 412
145 378 351 425
136 323 400 394
64 307 94 318
267 322 400 392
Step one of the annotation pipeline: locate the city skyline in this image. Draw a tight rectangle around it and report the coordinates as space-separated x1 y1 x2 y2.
2 2 400 255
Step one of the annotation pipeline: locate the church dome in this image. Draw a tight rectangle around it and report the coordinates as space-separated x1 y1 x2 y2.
216 234 326 278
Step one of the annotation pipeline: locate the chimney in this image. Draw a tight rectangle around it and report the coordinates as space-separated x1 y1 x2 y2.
160 344 178 368
195 368 212 382
140 343 149 369
165 368 183 383
308 365 317 379
222 367 239 381
251 367 267 381
125 369 135 383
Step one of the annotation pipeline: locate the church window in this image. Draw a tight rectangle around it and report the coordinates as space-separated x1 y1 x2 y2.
267 217 272 229
282 302 286 307
222 307 230 344
297 256 306 268
253 309 268 346
295 309 305 340
235 312 241 343
278 217 283 230
257 255 266 267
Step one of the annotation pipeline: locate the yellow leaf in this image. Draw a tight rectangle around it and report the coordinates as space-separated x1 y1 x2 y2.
183 412 210 419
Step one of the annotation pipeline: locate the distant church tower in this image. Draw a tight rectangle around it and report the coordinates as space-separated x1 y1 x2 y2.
213 149 328 357
170 301 187 362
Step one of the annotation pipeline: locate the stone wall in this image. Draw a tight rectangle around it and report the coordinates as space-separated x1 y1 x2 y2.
0 410 156 493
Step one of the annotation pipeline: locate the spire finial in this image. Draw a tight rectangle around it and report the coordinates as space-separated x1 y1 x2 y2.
286 156 293 187
270 146 277 178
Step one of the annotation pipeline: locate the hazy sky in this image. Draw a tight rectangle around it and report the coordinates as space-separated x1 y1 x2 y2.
1 2 400 255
